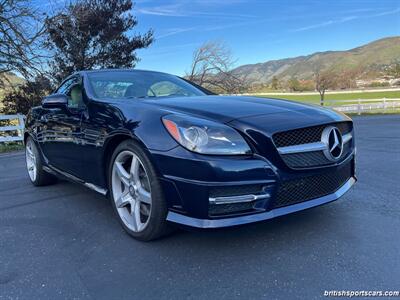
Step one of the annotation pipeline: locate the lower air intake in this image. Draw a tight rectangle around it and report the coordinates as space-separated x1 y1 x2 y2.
273 161 352 209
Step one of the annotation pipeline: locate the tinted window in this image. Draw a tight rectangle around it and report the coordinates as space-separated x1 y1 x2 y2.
57 77 84 108
69 84 83 108
150 81 187 97
87 71 206 100
57 78 75 95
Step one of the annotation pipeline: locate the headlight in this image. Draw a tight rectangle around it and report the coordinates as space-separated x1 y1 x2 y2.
162 114 251 155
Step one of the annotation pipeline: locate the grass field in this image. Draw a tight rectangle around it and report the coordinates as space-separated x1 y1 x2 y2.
0 142 23 153
255 90 400 104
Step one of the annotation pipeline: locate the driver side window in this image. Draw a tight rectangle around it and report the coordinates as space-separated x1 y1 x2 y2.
56 77 84 108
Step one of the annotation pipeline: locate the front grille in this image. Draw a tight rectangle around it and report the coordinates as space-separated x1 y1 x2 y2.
273 122 352 148
273 161 352 209
273 122 353 169
281 151 332 168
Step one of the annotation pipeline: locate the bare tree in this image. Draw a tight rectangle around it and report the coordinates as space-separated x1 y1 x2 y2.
336 69 358 90
186 41 248 94
187 41 230 85
314 69 337 106
0 0 45 82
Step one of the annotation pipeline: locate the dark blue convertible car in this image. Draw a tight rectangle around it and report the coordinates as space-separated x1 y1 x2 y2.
24 69 356 241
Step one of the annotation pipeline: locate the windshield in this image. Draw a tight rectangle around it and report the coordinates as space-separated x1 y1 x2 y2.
87 71 206 100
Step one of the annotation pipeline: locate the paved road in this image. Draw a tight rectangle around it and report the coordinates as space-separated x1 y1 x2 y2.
1 115 399 300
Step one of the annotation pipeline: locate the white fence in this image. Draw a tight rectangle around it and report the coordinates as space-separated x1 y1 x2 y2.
0 114 25 143
326 98 400 115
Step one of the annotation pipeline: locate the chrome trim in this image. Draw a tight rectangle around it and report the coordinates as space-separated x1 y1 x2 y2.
342 132 352 144
277 142 327 154
277 132 353 155
84 183 107 195
321 126 343 162
49 165 82 182
209 193 270 205
167 177 356 228
43 166 56 175
164 174 276 186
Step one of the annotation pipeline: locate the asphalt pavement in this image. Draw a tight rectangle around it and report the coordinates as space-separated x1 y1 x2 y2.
0 115 399 299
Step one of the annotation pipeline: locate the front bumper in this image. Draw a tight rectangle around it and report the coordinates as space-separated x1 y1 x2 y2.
166 177 355 228
151 145 356 228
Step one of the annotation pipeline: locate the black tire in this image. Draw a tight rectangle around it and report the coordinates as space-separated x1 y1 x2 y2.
25 136 57 186
108 139 172 241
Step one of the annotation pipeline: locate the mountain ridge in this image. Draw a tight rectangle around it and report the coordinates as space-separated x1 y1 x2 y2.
232 36 400 84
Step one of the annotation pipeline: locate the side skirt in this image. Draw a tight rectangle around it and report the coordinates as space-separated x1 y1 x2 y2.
43 165 108 196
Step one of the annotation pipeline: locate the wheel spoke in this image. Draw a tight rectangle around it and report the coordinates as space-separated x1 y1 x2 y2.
26 148 35 162
132 200 142 231
26 142 37 182
115 191 131 208
130 156 140 184
137 187 151 204
26 146 34 158
115 162 130 187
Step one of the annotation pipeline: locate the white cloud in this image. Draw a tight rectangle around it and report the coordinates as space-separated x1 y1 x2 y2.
291 8 400 32
157 27 198 39
136 1 256 19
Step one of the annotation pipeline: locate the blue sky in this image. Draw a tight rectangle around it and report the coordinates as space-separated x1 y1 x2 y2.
132 0 400 75
39 0 400 75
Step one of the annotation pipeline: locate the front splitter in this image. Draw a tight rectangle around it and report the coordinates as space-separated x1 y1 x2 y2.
166 177 356 228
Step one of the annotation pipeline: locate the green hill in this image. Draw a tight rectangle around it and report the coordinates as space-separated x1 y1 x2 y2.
233 36 400 84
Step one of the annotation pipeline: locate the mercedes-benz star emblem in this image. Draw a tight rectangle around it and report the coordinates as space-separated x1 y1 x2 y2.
321 126 343 161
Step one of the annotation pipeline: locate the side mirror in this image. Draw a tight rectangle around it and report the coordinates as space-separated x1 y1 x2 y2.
42 94 68 108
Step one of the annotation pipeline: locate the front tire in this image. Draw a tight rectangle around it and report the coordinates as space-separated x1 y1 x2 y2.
108 140 171 241
25 136 57 186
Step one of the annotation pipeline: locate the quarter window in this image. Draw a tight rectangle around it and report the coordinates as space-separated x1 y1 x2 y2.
56 77 84 108
57 78 75 95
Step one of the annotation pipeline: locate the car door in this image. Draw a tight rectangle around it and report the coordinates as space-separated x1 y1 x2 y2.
39 76 85 177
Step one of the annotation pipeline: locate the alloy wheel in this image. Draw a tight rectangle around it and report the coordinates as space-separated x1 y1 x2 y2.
25 140 37 182
111 151 152 232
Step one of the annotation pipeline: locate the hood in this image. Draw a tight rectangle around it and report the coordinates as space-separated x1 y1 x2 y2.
143 95 347 127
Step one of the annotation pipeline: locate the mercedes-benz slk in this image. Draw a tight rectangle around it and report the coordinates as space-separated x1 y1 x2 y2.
24 70 356 241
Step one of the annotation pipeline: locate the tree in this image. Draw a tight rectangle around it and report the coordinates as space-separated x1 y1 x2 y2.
314 69 337 106
1 75 53 115
271 76 279 90
0 0 45 82
387 62 400 78
45 0 154 82
288 77 300 92
336 69 357 90
186 41 248 94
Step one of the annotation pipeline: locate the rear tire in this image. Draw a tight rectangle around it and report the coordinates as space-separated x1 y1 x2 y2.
25 136 57 186
108 139 172 241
